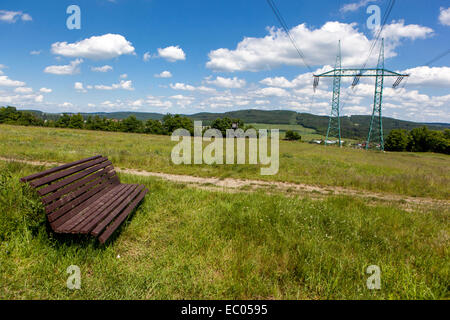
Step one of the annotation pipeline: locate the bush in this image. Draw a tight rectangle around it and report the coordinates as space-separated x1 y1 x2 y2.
385 129 408 151
284 130 301 141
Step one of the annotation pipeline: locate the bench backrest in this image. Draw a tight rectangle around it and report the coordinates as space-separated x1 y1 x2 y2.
20 155 120 229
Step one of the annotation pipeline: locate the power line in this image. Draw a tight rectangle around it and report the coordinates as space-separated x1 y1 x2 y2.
266 0 313 72
424 48 450 66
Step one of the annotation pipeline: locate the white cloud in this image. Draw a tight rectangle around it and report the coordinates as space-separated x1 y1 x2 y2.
34 95 43 103
51 34 135 60
255 87 290 97
91 65 113 72
30 50 41 55
143 52 151 62
0 75 26 87
74 82 85 91
259 76 295 88
94 80 134 91
207 21 433 72
59 102 73 108
156 46 186 62
379 20 433 42
155 71 172 78
0 10 32 23
120 73 128 79
170 82 195 91
44 59 83 75
14 87 33 93
340 0 375 13
206 76 246 88
398 66 450 87
146 96 173 108
40 87 52 93
439 7 450 26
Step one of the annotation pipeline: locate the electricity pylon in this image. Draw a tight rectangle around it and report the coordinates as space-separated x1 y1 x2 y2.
366 39 385 151
313 39 409 151
324 40 342 146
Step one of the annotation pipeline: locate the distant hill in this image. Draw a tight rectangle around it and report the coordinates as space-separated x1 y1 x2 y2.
23 108 449 140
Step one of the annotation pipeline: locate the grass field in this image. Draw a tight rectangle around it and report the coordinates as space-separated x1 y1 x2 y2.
0 160 448 299
0 124 448 199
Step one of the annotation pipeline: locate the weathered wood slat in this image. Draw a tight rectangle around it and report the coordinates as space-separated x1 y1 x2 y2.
92 185 145 237
59 184 130 233
48 176 116 223
20 155 147 243
42 166 114 205
37 160 112 196
45 170 116 214
20 155 102 182
98 188 148 244
30 156 108 188
76 185 140 234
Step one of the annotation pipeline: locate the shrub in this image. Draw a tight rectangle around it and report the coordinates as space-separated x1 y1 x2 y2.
284 130 301 141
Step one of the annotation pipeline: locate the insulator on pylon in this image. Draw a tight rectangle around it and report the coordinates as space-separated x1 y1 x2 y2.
313 77 319 92
392 76 404 89
351 75 361 88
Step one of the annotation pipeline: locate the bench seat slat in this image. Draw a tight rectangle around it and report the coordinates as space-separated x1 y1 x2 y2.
59 184 130 233
75 185 140 234
92 185 145 237
98 188 148 244
51 182 118 230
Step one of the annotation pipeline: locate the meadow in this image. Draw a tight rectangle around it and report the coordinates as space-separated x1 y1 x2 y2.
0 124 448 299
0 124 448 199
0 160 448 299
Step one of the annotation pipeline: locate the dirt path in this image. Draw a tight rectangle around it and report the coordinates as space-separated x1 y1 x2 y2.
1 156 448 210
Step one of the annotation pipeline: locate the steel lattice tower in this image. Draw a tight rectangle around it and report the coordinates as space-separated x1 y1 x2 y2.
325 40 342 146
366 39 385 150
313 39 409 152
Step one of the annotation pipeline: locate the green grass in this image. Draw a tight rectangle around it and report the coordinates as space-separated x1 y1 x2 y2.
247 123 324 141
0 124 449 199
0 161 448 299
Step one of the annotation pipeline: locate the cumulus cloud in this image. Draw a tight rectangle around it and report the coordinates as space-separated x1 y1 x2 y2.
91 65 113 72
206 21 433 72
399 66 450 87
51 34 135 60
206 76 246 88
170 82 195 91
143 52 151 62
379 20 433 42
120 73 128 79
154 71 172 78
0 10 32 23
156 46 186 62
14 87 33 93
340 0 376 13
40 87 52 93
44 59 83 75
255 87 290 97
259 76 295 88
74 82 85 91
0 75 26 87
439 7 450 26
94 80 134 91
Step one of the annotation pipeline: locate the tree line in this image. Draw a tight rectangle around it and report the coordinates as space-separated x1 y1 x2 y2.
0 106 249 136
385 127 450 154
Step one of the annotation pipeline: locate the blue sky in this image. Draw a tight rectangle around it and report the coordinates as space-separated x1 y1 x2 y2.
0 0 449 122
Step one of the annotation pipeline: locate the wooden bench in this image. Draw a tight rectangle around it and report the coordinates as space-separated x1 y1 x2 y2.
20 155 148 243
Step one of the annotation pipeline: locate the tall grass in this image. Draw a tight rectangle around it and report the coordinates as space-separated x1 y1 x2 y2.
0 124 449 199
0 161 448 299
